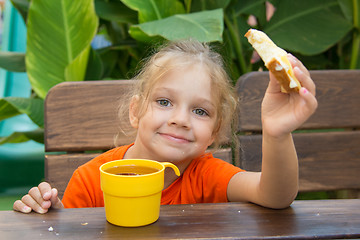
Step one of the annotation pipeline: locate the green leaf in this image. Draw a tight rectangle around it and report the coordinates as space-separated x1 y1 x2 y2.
10 0 30 22
85 47 104 80
265 0 353 55
191 0 231 12
0 97 44 127
228 0 266 26
65 45 91 82
0 51 26 72
337 0 354 22
129 9 224 43
0 128 44 145
25 0 99 99
94 0 137 23
229 0 265 16
0 99 20 120
97 48 119 79
120 0 185 23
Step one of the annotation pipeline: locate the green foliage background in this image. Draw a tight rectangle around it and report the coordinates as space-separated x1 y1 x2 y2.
0 0 359 145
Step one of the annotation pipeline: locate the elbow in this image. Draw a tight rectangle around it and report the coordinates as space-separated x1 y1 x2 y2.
267 200 294 209
261 191 298 209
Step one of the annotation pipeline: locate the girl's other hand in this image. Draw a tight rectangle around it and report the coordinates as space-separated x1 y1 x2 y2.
261 54 318 137
13 182 64 214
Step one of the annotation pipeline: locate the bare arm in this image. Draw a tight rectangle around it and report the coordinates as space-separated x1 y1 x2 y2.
227 55 318 208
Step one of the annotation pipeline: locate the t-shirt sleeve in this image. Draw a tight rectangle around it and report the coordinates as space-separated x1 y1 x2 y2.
201 158 244 203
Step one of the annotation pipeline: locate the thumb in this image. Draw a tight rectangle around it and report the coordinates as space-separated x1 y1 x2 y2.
267 72 282 93
50 188 64 209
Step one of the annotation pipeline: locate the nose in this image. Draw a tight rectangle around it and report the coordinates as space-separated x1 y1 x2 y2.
168 107 190 128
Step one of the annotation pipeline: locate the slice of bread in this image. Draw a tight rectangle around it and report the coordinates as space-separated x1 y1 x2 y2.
245 29 301 93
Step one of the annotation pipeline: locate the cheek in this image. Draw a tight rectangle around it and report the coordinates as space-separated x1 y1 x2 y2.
195 121 217 142
139 107 167 129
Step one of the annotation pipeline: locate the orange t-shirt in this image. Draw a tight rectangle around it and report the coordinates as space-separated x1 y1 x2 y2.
61 144 244 208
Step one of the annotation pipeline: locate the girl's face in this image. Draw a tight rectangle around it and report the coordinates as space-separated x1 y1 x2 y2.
130 64 217 164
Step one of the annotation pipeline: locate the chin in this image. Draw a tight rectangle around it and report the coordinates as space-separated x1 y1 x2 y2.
155 149 195 163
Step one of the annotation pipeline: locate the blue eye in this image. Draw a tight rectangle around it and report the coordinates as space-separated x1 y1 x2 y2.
157 99 171 107
193 108 208 116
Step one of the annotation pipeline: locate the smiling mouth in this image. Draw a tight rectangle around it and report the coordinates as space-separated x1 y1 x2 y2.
159 133 192 143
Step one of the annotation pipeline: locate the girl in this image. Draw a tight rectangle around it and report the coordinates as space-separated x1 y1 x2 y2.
13 40 317 214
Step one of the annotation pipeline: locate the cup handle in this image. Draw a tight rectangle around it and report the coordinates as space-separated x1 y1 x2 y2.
162 162 180 176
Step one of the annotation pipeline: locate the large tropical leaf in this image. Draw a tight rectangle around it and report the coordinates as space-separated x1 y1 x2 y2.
265 0 353 55
338 0 355 22
0 51 26 72
10 0 30 22
191 0 232 12
84 48 104 80
94 0 137 24
120 0 185 23
0 97 44 127
26 0 98 99
0 128 44 144
129 9 224 43
229 0 265 16
227 0 266 27
338 0 360 69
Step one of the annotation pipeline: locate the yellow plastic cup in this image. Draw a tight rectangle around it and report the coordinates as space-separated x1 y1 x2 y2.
100 159 180 227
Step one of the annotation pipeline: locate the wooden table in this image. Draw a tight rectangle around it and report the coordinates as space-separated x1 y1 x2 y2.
1 199 359 239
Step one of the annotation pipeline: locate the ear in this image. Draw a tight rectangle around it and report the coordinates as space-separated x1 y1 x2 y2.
129 95 140 129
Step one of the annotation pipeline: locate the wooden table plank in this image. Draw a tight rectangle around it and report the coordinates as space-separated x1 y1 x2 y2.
0 200 359 239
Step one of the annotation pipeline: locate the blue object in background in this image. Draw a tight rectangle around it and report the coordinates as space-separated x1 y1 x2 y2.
0 0 44 193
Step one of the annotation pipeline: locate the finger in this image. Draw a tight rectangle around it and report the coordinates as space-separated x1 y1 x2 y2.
28 186 51 210
299 87 318 116
287 54 310 77
38 182 53 201
50 188 64 209
21 194 48 214
13 200 32 213
267 71 282 93
294 67 316 96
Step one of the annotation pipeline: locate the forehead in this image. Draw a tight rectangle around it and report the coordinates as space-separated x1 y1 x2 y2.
152 64 213 94
151 66 217 110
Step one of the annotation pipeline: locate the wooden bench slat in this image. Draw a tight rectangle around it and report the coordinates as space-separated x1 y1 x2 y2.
45 153 101 199
238 131 360 192
237 70 360 132
44 80 135 152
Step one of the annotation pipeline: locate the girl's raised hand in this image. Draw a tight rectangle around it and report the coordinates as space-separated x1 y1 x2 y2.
13 182 63 214
261 54 318 138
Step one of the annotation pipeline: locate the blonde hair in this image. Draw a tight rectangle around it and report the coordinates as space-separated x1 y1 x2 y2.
116 40 238 150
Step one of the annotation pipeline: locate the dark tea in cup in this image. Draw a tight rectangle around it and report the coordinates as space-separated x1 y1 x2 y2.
105 165 159 176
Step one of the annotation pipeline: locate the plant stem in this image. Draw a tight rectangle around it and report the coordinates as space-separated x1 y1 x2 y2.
186 0 192 13
350 0 360 69
223 13 247 78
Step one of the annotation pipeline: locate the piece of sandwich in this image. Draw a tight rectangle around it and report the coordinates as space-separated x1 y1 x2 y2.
245 28 301 93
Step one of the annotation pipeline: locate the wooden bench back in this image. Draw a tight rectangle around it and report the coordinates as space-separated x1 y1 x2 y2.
44 80 231 198
45 70 360 198
236 70 360 192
